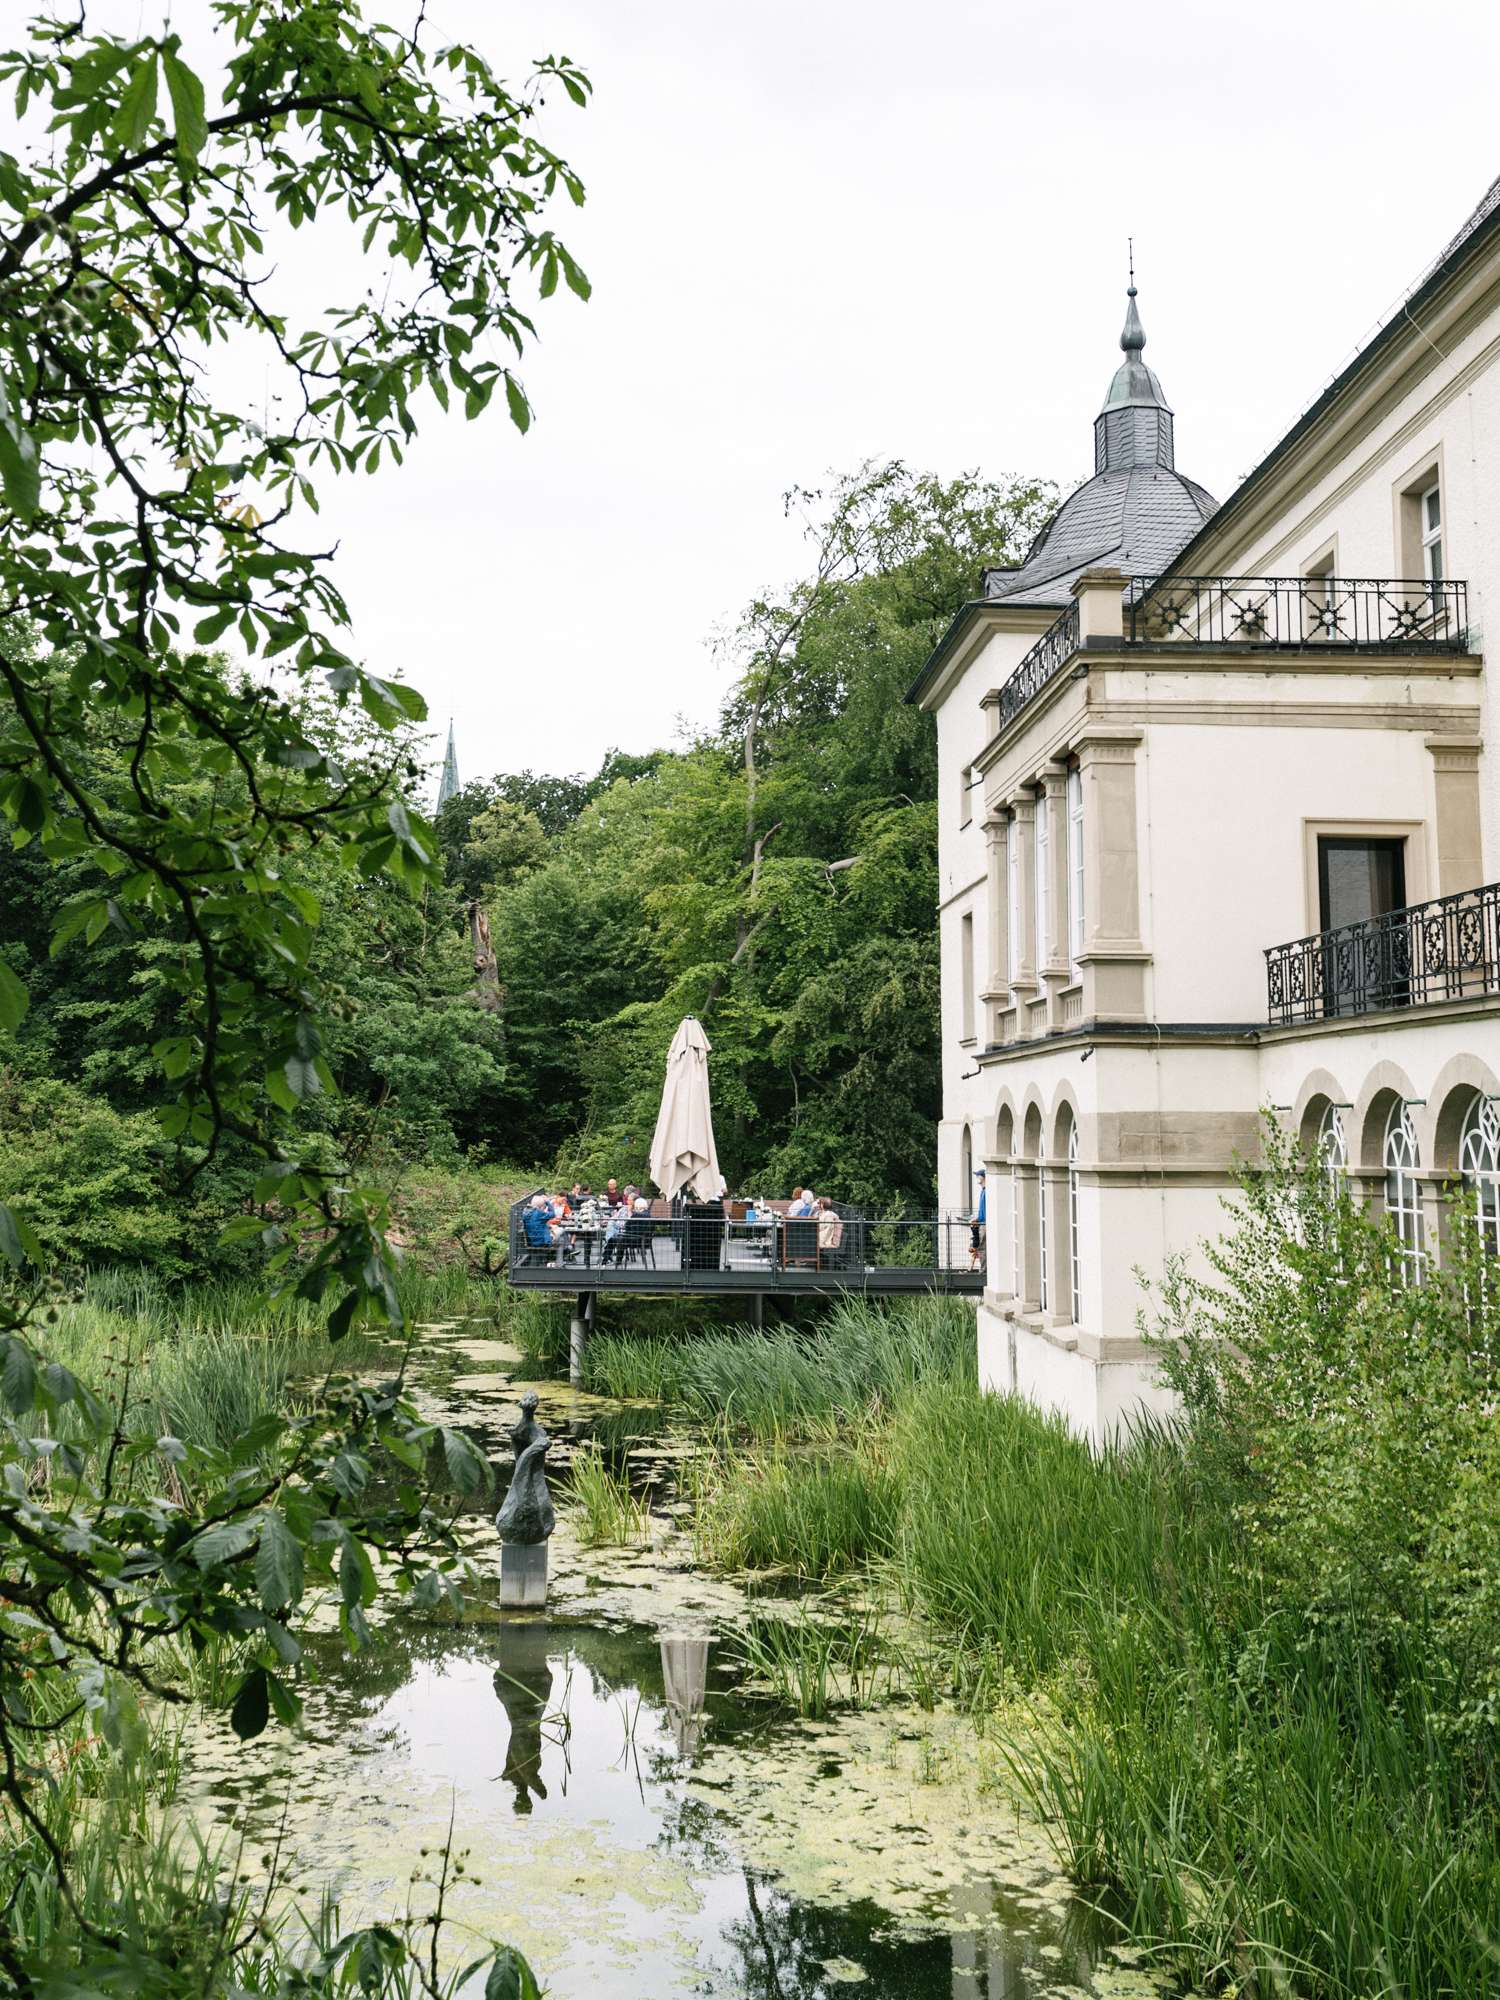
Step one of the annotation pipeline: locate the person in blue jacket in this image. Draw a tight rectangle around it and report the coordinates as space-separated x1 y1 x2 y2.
522 1194 555 1257
969 1168 986 1271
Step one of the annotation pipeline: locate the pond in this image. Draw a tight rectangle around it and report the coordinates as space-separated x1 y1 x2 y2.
175 1322 1175 1999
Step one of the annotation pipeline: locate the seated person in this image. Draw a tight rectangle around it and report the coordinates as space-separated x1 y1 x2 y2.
789 1187 816 1218
816 1198 843 1251
600 1201 628 1264
522 1194 555 1253
604 1178 625 1209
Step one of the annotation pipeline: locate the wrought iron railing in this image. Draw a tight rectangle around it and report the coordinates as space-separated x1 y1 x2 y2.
1266 881 1500 1026
996 601 1080 727
1128 574 1468 649
991 576 1468 738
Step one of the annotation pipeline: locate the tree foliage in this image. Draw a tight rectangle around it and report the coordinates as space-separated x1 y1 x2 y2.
0 3 589 1988
468 460 1055 1205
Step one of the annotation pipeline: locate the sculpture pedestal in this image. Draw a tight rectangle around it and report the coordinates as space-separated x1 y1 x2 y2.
499 1541 548 1608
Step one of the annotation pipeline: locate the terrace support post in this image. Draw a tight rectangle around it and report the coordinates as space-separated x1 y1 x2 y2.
751 1293 764 1329
570 1291 594 1388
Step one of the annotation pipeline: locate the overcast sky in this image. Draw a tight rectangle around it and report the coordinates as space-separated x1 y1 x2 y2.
113 2 1500 791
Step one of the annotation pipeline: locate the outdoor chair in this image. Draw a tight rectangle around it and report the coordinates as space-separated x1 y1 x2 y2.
782 1217 819 1269
619 1215 657 1268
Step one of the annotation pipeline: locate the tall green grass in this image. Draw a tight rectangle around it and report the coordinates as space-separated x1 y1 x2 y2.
584 1293 974 1431
693 1371 1500 1998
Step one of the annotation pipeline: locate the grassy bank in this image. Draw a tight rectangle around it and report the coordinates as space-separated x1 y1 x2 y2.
603 1187 1500 1999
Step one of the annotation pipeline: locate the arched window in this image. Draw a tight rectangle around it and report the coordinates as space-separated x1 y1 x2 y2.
1460 1097 1500 1258
1067 1120 1081 1323
1318 1102 1347 1197
1037 1140 1050 1314
1384 1100 1425 1281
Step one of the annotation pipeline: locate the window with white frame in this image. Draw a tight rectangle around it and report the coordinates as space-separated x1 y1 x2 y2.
1034 790 1049 968
960 912 975 1041
1066 766 1084 972
1384 1101 1425 1282
1420 482 1443 586
1460 1096 1500 1259
1319 1102 1348 1198
1067 1121 1081 1323
959 763 973 829
1006 811 1020 981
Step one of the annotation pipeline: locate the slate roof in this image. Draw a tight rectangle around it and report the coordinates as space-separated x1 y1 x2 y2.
982 464 1218 609
980 284 1217 609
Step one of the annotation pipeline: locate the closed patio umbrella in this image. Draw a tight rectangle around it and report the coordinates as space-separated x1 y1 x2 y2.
648 1016 725 1203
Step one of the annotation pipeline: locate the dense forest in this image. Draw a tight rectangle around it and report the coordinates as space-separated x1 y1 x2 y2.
0 460 1054 1262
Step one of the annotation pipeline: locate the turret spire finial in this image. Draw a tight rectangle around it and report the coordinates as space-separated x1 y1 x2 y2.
1120 242 1145 357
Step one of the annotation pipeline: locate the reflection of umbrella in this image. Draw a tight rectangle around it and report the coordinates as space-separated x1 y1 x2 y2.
648 1017 725 1202
659 1632 710 1758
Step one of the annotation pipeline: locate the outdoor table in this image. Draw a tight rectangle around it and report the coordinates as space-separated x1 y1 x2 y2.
559 1221 603 1267
726 1217 776 1267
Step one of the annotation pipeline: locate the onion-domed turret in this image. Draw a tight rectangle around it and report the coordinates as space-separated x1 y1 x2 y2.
984 279 1217 608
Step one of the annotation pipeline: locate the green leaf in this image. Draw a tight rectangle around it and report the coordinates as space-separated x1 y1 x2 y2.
0 413 40 519
161 48 207 160
504 373 531 434
255 1510 304 1612
191 1517 259 1569
440 1426 490 1496
282 1052 321 1100
0 1203 37 1273
230 1665 269 1740
0 958 28 1032
193 607 236 644
486 1946 542 2000
1 1336 36 1415
112 52 159 152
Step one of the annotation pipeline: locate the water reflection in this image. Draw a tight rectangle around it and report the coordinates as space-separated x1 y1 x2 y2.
493 1621 554 1813
179 1327 1168 2000
659 1632 710 1757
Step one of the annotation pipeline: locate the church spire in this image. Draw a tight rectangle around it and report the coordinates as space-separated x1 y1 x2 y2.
1094 258 1175 475
436 720 460 810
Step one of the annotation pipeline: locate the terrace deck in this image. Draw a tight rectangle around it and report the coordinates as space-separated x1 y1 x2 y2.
506 1206 983 1300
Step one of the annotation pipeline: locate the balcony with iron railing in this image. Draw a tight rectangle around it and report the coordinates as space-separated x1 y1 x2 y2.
1266 880 1500 1027
995 574 1470 735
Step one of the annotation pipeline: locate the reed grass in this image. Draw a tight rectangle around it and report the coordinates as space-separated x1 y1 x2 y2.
583 1292 974 1431
693 1372 1500 1998
732 1601 888 1719
691 1426 900 1577
566 1445 654 1546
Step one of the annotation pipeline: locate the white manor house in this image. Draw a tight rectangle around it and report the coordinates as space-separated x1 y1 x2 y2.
910 184 1500 1442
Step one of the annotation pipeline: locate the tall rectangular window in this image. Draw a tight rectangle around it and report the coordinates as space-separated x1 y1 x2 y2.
1067 768 1084 971
1421 483 1443 584
958 763 972 829
1006 813 1020 981
960 912 975 1040
1034 791 1049 968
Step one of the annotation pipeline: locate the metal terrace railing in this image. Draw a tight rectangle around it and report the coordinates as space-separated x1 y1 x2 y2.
506 1200 979 1292
1127 574 1469 649
1266 880 1500 1027
996 600 1080 728
992 574 1469 736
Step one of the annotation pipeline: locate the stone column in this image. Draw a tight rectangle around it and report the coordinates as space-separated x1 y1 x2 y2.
1039 761 1073 1025
1013 1160 1041 1308
1074 726 1149 1021
1008 794 1039 1036
981 814 1010 1043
